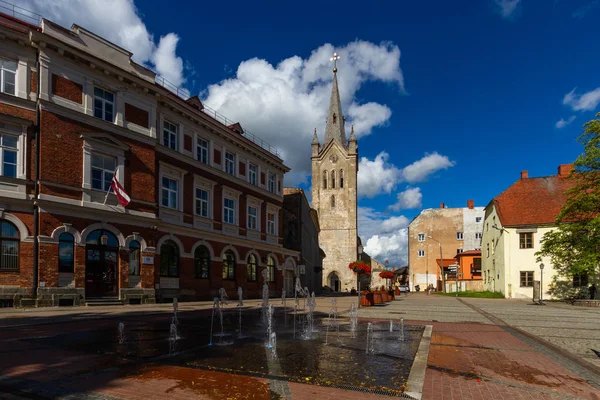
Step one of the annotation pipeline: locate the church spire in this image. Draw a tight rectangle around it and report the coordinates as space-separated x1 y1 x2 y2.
324 52 346 147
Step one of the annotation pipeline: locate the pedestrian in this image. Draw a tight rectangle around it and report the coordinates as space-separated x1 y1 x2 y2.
589 284 597 300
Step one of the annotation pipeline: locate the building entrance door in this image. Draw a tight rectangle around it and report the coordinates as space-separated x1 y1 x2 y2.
85 229 119 298
329 273 340 292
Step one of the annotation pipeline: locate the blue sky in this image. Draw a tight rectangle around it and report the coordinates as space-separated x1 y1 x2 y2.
18 0 600 266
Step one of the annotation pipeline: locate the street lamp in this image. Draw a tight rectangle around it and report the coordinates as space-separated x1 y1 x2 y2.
100 233 108 246
539 263 545 305
357 244 364 308
428 236 445 293
358 244 363 261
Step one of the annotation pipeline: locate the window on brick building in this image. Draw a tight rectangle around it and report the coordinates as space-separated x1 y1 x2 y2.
196 137 209 164
194 245 210 279
0 133 18 178
519 232 533 249
91 153 116 191
267 256 276 282
160 240 179 277
0 220 19 271
573 273 588 288
93 87 115 123
161 177 178 209
247 253 257 282
520 271 534 287
456 232 464 240
128 240 140 276
163 120 178 151
225 152 235 175
58 232 74 273
331 170 336 189
418 249 425 257
0 58 16 95
222 250 236 280
267 212 276 235
224 198 236 224
268 173 276 193
476 232 482 239
249 164 257 185
248 206 258 230
322 170 327 189
418 233 425 242
195 188 209 218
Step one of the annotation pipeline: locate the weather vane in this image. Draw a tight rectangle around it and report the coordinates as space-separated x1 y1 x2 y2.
330 52 340 73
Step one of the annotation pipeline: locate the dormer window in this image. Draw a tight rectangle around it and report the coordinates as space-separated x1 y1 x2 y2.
93 87 115 123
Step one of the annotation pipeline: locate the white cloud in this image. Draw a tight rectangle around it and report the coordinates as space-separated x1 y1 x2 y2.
390 187 422 211
401 152 455 183
358 207 409 266
357 152 402 199
555 116 576 129
494 0 522 18
18 0 186 86
202 41 404 186
563 87 600 112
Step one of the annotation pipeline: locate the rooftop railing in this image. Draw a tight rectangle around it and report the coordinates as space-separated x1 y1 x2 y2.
0 0 41 26
156 74 281 158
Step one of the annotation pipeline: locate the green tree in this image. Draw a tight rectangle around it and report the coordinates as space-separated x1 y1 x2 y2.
536 113 600 295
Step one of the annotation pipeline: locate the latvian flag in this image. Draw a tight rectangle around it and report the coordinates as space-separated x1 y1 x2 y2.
110 174 131 207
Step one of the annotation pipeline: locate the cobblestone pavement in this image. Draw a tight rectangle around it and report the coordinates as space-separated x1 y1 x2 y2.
1 294 600 399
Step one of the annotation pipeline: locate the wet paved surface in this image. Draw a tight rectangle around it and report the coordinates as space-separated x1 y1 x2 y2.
1 294 600 399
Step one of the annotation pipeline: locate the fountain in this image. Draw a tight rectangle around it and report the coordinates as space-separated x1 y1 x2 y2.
389 320 394 332
349 303 358 338
303 292 317 340
172 298 179 326
366 322 375 354
399 318 405 342
325 298 339 345
261 269 270 324
208 297 220 346
219 288 229 305
169 321 178 354
281 289 286 306
117 322 125 344
266 303 275 348
237 287 244 338
270 332 277 357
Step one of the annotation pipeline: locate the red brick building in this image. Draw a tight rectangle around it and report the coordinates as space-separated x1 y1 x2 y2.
0 14 299 306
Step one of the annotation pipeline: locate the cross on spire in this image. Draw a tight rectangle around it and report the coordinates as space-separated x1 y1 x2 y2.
330 52 340 73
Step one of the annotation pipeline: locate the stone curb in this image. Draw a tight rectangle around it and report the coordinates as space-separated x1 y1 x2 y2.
405 324 432 400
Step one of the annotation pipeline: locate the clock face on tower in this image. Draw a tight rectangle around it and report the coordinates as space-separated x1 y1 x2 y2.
330 154 338 164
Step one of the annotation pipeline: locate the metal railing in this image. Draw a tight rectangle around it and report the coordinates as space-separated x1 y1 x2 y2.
0 0 41 26
155 74 281 158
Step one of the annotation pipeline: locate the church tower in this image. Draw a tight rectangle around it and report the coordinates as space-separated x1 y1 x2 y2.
311 53 359 292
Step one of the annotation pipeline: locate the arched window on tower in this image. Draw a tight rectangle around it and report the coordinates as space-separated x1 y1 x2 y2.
331 170 336 189
322 170 327 189
331 195 335 208
340 169 344 188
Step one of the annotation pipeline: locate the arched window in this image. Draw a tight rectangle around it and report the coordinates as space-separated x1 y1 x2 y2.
331 195 335 208
340 169 344 188
160 240 179 277
222 250 236 280
331 170 336 189
322 170 327 189
247 253 257 282
58 232 74 273
129 240 140 276
0 221 19 271
267 256 276 282
194 245 210 279
86 229 118 247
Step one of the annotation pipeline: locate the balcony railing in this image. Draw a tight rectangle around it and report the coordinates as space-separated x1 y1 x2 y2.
155 74 281 159
0 0 41 26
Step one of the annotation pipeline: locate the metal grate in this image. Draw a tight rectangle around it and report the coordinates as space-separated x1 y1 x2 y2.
326 383 417 398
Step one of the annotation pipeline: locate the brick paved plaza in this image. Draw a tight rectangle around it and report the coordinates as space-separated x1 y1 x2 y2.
1 294 600 399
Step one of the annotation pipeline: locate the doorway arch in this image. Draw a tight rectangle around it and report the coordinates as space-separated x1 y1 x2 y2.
328 272 340 292
85 229 119 298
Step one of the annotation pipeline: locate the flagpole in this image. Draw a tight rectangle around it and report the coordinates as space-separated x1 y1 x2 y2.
103 166 118 205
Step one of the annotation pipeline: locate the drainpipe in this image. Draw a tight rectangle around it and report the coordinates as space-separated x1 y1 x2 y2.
32 46 42 297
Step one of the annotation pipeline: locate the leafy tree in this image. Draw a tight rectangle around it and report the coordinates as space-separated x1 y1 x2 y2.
536 113 600 294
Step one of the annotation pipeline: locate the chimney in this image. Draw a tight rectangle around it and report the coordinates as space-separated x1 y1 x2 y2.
467 200 474 209
440 202 445 209
520 171 528 179
558 164 574 178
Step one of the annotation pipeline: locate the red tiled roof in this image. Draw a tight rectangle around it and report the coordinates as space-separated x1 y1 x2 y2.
436 258 458 267
455 250 481 257
494 171 576 227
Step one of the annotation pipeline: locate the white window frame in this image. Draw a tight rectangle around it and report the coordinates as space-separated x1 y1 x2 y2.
93 87 115 123
90 153 116 192
225 152 235 175
161 176 178 210
163 120 178 151
268 172 276 193
248 163 257 185
475 232 482 239
267 212 276 235
81 134 127 203
196 136 209 164
0 132 18 178
224 197 236 225
417 233 425 242
195 187 209 218
456 232 464 240
0 58 17 96
248 205 258 230
418 249 425 257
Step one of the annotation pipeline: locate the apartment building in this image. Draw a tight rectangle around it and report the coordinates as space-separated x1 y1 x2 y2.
0 14 298 307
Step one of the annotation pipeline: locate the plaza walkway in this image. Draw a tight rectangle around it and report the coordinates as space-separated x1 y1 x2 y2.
0 294 599 399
